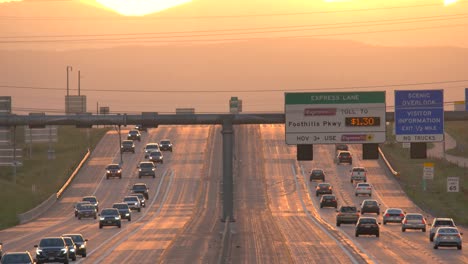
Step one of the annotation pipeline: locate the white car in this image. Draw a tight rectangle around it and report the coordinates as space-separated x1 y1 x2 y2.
355 183 372 197
123 196 141 212
144 143 160 158
350 167 367 183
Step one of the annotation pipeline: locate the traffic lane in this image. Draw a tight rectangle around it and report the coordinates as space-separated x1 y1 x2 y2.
262 125 355 263
230 125 293 264
93 126 212 263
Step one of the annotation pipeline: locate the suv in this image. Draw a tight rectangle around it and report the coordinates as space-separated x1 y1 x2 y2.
105 164 122 179
76 203 97 220
309 169 325 182
127 130 141 141
360 199 380 215
61 234 87 258
121 140 135 154
149 151 164 164
34 237 69 264
144 143 160 158
131 183 149 199
350 167 367 183
61 237 77 261
159 139 173 152
1 251 35 264
138 161 156 178
74 201 91 217
112 202 132 221
99 208 121 229
336 206 360 226
355 217 380 237
123 196 141 212
429 218 456 241
82 196 99 212
336 151 352 165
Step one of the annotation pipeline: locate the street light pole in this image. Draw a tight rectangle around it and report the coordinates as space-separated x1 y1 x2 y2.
118 125 123 165
66 66 72 97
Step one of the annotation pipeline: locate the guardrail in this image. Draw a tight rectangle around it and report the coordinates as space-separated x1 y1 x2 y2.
217 216 232 264
17 149 91 224
378 147 399 177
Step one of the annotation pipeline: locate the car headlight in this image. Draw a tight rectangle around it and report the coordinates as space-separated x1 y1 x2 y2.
152 168 155 171
118 170 122 173
80 245 85 249
61 248 68 253
106 170 110 173
115 216 120 220
70 248 75 252
100 217 105 220
125 213 130 216
138 169 142 171
36 249 42 254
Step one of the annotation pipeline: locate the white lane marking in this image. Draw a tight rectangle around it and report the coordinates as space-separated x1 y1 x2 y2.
292 164 360 264
77 169 171 262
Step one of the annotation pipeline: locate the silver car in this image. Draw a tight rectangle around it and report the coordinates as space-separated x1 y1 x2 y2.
433 227 463 250
382 208 405 225
355 183 372 197
401 213 427 232
429 218 456 241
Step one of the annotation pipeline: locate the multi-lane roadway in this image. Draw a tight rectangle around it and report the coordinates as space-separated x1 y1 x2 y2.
0 124 466 263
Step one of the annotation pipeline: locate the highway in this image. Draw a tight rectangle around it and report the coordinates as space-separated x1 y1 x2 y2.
0 124 466 263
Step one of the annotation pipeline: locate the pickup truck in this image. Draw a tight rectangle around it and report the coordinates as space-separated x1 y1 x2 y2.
350 167 367 183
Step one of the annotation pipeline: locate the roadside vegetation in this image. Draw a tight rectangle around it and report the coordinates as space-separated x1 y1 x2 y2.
381 121 468 225
0 126 109 229
444 121 468 158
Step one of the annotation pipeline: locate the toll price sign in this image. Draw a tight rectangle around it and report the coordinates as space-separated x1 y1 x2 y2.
285 92 386 144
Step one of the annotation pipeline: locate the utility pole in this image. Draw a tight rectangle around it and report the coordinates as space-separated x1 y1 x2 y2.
78 70 81 96
66 66 72 97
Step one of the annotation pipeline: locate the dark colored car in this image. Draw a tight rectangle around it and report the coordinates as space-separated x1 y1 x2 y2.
319 195 338 208
34 237 69 264
127 130 141 141
82 196 99 212
131 183 149 199
335 144 349 152
105 164 122 179
74 201 91 217
99 208 121 229
135 124 147 132
121 140 135 154
133 193 146 207
148 151 164 164
360 199 381 215
61 237 77 261
315 183 332 196
61 234 87 258
159 139 173 152
336 151 352 165
138 161 156 178
309 169 325 182
429 218 456 242
112 203 132 221
76 204 97 220
336 206 360 226
355 217 380 237
0 251 35 264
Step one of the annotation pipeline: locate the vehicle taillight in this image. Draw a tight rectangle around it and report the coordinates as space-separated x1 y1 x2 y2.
403 219 408 224
367 188 371 190
385 214 390 217
422 219 426 224
399 214 404 217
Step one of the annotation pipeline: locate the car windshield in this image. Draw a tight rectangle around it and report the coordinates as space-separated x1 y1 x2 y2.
81 205 95 210
83 197 97 203
323 195 335 200
438 228 458 234
124 197 138 202
160 140 170 144
146 144 158 150
339 152 350 157
133 185 146 190
360 218 376 224
435 220 454 226
352 168 365 172
122 141 133 146
101 209 118 216
107 165 120 170
406 214 422 220
364 201 377 206
129 131 138 135
318 184 330 188
140 163 154 168
63 238 74 246
76 202 88 209
62 235 83 243
311 170 323 175
2 253 32 263
39 238 63 247
358 184 370 187
113 204 128 209
341 207 356 213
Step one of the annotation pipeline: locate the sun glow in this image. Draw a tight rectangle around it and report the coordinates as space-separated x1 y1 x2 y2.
444 0 459 5
86 0 193 16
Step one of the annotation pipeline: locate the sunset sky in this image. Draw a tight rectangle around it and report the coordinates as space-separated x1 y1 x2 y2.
1 0 468 114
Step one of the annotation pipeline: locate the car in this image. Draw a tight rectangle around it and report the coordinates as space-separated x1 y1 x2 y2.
336 206 359 226
355 217 380 237
148 151 164 164
127 130 141 141
123 196 141 212
131 183 149 199
350 167 367 183
61 237 77 261
82 196 99 212
0 251 35 264
76 203 97 220
120 140 135 153
144 143 160 158
355 183 372 197
335 144 349 152
73 201 91 217
433 227 463 250
99 208 121 229
135 124 147 132
319 194 338 208
133 193 146 207
429 218 456 242
138 161 156 178
159 139 173 152
112 202 132 221
360 199 380 215
105 164 122 179
336 150 352 165
61 234 87 258
382 208 405 225
401 213 427 232
309 169 325 182
34 237 69 264
315 183 332 196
